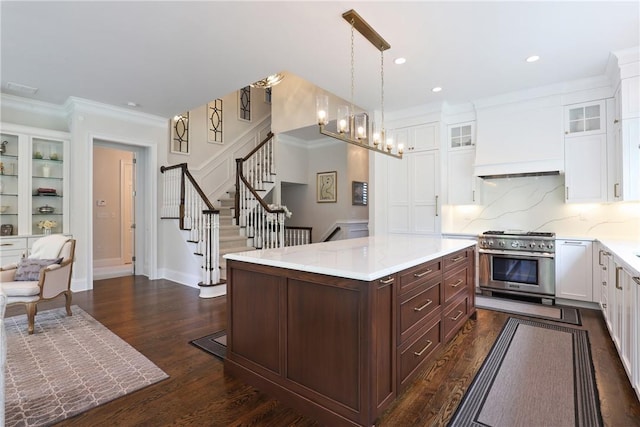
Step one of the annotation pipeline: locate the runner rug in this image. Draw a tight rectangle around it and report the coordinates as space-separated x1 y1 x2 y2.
448 317 602 426
4 306 168 427
476 295 581 325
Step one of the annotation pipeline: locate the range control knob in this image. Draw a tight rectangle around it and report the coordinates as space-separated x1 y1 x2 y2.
547 243 554 250
511 241 520 248
488 240 494 246
529 242 536 248
499 241 506 247
539 243 546 249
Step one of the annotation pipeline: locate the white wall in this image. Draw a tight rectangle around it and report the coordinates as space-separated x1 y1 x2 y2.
66 98 165 291
280 140 369 242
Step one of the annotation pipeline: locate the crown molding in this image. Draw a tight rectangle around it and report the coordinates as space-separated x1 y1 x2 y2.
0 93 67 119
64 97 167 128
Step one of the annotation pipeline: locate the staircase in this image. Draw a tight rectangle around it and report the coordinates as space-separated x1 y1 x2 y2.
160 132 287 295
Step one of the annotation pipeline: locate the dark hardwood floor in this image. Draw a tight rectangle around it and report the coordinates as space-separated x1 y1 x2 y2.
6 276 640 426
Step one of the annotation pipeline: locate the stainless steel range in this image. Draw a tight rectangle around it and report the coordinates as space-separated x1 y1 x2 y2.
478 230 556 304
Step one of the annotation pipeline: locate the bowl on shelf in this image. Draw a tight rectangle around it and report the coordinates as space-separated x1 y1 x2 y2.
38 205 55 214
0 205 9 213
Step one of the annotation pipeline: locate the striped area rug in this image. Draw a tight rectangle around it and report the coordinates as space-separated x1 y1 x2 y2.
448 317 602 427
4 306 168 426
476 295 581 325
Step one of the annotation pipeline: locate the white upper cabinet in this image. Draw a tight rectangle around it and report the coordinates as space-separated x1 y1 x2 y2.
391 122 439 153
611 77 640 202
564 133 607 203
448 122 475 149
564 100 606 137
447 122 478 205
563 99 610 203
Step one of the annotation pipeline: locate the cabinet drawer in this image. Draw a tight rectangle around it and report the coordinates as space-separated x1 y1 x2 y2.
398 315 442 390
0 237 27 251
399 259 442 295
399 279 442 344
444 266 468 303
443 248 471 271
443 295 470 342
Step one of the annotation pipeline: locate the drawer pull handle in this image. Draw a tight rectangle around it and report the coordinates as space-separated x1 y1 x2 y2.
451 256 464 262
0 243 14 246
450 310 464 321
379 277 395 285
414 340 433 357
450 279 464 288
634 277 640 286
602 303 607 309
414 299 433 312
413 269 433 278
615 266 623 290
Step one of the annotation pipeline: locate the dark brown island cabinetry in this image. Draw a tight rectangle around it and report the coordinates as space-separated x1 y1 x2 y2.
225 245 476 427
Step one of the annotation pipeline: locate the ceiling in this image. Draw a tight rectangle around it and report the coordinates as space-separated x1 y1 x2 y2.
1 1 638 119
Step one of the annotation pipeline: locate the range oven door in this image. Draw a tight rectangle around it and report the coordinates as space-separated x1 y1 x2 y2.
479 250 555 296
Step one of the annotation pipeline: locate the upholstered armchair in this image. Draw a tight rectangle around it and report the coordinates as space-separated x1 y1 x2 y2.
0 235 76 334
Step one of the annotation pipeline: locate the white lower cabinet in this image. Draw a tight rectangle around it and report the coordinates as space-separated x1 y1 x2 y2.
555 239 593 302
632 273 640 399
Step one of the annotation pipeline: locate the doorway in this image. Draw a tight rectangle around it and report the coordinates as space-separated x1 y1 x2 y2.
92 144 136 279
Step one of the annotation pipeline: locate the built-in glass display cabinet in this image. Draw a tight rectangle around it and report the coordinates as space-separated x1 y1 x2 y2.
0 123 69 238
0 132 20 236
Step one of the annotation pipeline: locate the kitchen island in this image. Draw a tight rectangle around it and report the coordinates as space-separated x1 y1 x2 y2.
223 235 477 427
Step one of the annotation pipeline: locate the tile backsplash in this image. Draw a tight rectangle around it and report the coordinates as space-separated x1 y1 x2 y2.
442 174 640 240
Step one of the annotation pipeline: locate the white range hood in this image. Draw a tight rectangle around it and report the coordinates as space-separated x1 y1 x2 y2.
474 95 564 179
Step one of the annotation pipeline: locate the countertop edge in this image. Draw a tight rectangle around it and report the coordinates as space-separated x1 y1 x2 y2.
225 237 476 281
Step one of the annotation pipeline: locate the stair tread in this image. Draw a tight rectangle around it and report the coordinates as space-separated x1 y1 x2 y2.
219 235 247 242
220 246 255 255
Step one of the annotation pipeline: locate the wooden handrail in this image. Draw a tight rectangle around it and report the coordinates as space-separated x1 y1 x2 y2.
324 226 341 242
161 163 217 212
242 131 274 161
235 132 278 224
238 172 284 214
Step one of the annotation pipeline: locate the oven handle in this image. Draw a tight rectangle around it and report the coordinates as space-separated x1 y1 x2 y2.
478 249 555 259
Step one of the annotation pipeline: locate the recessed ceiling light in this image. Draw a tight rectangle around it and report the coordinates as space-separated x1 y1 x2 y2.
127 101 139 107
394 57 406 65
526 55 540 63
431 87 442 93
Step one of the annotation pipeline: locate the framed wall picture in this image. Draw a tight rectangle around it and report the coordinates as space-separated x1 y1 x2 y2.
352 181 368 206
317 171 337 203
238 86 251 122
207 99 223 144
170 112 189 154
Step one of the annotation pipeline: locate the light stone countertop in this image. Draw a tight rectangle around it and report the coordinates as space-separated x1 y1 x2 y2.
224 234 477 281
598 239 640 275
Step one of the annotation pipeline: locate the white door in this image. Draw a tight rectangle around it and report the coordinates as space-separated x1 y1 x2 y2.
121 158 135 268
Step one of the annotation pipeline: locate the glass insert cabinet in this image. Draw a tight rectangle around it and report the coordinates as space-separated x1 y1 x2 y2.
0 124 69 237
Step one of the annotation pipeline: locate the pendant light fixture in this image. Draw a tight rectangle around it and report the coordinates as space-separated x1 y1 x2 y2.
316 9 403 159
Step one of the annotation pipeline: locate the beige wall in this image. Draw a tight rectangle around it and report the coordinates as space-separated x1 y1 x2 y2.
93 145 133 264
167 86 272 169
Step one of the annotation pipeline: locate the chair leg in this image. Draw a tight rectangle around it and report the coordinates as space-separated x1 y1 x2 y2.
65 291 72 316
26 302 37 335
